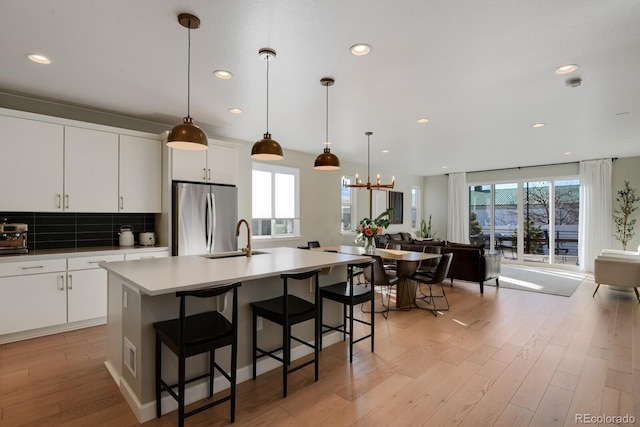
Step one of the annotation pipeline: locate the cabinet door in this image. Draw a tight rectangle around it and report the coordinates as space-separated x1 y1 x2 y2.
119 135 162 212
0 273 67 335
67 269 107 323
208 144 237 185
0 115 64 211
171 148 207 182
64 126 119 212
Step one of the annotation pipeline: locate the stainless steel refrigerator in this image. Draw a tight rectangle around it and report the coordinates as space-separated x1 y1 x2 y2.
172 181 238 256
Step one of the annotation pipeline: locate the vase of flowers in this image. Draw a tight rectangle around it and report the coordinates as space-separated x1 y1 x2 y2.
355 208 393 253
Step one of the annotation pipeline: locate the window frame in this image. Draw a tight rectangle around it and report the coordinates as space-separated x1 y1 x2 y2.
251 162 301 239
340 175 358 235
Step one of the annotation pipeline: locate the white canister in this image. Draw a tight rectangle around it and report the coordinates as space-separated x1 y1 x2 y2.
139 232 156 246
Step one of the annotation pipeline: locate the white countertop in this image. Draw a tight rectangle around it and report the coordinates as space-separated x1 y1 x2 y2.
0 245 169 263
100 247 368 296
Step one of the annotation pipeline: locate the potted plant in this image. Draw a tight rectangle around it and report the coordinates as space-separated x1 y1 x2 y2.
613 180 639 251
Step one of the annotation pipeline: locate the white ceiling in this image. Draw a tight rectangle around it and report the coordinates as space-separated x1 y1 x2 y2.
2 0 640 176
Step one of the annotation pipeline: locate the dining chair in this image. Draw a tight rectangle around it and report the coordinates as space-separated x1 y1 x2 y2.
361 255 407 318
412 253 453 316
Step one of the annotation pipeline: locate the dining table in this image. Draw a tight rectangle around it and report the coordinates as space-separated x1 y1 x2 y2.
315 245 441 308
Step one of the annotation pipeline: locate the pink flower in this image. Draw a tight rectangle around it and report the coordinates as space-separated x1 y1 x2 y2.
364 228 374 237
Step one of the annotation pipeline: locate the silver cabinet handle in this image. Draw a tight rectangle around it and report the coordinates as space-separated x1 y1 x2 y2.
58 275 65 291
68 274 73 290
22 265 44 270
65 194 70 209
57 194 61 209
88 260 106 264
120 196 124 210
203 168 207 180
207 168 211 181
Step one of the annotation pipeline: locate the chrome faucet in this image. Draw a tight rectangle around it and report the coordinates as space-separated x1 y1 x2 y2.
236 219 252 257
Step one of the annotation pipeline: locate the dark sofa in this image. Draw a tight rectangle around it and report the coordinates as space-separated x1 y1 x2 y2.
379 233 501 294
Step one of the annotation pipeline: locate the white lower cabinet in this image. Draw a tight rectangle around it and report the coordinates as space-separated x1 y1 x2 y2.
0 253 125 341
124 250 169 260
67 268 108 323
67 254 124 323
0 272 67 335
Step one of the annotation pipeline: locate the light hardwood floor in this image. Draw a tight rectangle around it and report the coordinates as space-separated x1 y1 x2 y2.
1 273 638 426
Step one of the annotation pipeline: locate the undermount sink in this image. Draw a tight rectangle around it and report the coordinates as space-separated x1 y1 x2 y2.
201 250 267 259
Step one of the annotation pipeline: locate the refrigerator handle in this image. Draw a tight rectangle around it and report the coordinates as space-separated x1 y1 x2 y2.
205 193 212 252
210 192 217 253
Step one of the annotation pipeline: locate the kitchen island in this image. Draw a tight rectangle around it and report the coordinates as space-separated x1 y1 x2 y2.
100 246 367 423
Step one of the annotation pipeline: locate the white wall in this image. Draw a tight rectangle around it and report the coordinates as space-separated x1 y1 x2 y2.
611 156 640 251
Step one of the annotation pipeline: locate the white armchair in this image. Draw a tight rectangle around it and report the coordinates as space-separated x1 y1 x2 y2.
593 247 640 302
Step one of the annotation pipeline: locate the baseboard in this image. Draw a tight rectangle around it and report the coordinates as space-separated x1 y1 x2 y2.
122 331 343 423
0 317 106 345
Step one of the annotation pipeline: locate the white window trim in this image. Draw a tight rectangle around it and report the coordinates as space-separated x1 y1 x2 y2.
252 162 301 239
340 175 358 236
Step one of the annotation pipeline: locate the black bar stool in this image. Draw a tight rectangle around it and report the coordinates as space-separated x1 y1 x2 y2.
319 259 376 362
154 281 241 426
251 268 321 398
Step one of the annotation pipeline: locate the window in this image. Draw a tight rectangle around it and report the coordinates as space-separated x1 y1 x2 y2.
411 186 421 228
252 162 300 238
341 176 357 234
469 178 580 265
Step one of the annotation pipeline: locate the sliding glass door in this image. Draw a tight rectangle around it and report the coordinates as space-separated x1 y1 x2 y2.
469 178 580 266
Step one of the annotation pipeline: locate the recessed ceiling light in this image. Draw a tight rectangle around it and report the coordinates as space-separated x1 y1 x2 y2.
417 118 430 124
563 151 572 155
213 70 233 79
26 53 52 64
531 123 545 128
228 108 242 114
381 149 389 153
441 166 448 169
555 64 578 75
350 43 372 56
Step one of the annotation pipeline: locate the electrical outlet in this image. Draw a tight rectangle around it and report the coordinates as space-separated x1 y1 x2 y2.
123 290 128 309
256 316 263 331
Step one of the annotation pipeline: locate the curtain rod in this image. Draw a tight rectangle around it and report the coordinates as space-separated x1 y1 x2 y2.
444 157 617 176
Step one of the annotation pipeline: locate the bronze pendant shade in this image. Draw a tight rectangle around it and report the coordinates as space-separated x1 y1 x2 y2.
314 77 340 170
167 13 208 151
251 48 283 160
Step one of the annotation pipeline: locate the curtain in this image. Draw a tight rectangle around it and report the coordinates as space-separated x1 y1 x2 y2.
447 172 469 243
578 159 612 272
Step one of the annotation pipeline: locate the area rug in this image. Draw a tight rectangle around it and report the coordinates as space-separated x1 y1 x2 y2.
486 264 586 297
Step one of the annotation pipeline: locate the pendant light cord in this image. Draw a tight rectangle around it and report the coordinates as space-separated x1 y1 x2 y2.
367 133 371 183
187 20 191 118
325 83 329 147
265 57 270 134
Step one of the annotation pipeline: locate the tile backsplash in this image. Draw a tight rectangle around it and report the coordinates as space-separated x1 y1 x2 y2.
0 212 156 251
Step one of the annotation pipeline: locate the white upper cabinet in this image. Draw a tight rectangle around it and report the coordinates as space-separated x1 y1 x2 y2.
208 144 238 185
171 147 207 182
119 135 161 212
0 109 162 213
0 115 64 211
171 140 237 185
64 126 119 212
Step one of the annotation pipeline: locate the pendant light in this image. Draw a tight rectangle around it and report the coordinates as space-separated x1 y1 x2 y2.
167 13 208 151
251 48 283 160
314 77 341 170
